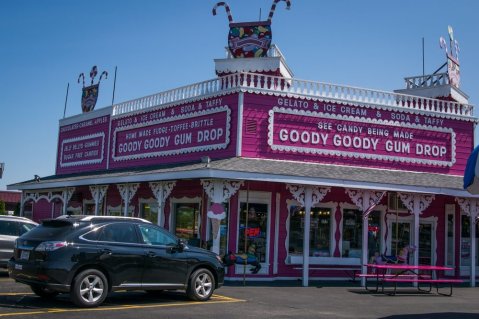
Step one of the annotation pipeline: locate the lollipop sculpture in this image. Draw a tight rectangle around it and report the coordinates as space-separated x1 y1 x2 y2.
78 66 108 113
213 0 291 58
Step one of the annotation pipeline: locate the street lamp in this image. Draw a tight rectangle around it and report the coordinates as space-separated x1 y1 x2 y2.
0 163 4 179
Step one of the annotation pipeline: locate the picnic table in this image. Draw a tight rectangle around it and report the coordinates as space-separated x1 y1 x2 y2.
359 264 463 296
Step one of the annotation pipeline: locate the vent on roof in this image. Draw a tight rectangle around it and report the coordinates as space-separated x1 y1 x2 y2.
245 120 257 134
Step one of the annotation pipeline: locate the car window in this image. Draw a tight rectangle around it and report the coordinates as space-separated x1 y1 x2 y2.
0 221 19 236
98 223 139 244
19 223 36 235
139 225 177 246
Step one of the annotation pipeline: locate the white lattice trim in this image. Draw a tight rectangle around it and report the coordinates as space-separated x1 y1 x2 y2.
286 184 331 206
149 181 176 204
456 197 479 219
398 193 435 214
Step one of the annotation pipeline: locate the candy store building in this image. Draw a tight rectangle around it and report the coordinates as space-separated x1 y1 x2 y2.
9 1 479 286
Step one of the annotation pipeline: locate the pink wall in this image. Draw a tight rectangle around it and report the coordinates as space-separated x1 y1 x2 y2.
56 95 239 175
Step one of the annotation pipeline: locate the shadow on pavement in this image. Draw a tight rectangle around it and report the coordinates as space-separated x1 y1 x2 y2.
380 313 479 319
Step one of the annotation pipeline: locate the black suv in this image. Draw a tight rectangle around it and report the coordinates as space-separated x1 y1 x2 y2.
8 215 224 307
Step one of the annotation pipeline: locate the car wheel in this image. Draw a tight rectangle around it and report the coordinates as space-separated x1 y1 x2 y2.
186 268 215 301
71 269 108 307
30 285 59 299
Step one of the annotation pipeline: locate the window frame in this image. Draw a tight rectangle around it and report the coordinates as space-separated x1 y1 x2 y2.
286 200 337 261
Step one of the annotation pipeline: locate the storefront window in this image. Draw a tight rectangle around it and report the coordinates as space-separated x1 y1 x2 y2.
446 213 454 266
460 215 479 266
83 202 96 215
288 206 331 257
140 202 158 224
342 209 362 258
367 211 381 259
238 203 267 263
391 221 411 257
174 203 200 241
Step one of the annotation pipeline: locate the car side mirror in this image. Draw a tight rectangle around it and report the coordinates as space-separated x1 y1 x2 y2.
168 239 186 253
177 239 186 251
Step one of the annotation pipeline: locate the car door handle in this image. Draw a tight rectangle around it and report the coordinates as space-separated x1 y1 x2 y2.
147 251 156 258
100 249 112 255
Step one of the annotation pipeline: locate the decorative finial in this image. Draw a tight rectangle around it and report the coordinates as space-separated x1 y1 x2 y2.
439 26 460 88
78 66 108 113
212 0 291 58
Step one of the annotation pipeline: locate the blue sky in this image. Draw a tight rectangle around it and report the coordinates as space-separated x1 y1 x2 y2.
0 0 478 190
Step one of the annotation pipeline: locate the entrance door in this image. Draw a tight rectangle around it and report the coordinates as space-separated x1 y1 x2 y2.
418 224 433 265
390 221 433 265
391 221 412 259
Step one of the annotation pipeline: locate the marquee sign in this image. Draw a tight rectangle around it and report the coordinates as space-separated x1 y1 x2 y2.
112 106 231 161
60 133 106 168
268 107 455 167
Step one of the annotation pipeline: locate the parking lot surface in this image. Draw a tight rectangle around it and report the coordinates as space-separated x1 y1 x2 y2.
1 272 479 318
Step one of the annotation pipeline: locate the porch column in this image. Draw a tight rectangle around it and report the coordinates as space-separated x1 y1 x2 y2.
20 191 25 217
149 181 176 227
346 189 386 287
117 183 140 216
286 184 330 287
398 193 434 266
455 197 479 287
61 187 75 215
89 185 109 216
201 179 243 254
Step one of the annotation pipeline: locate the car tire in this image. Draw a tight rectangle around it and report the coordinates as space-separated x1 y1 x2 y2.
70 269 108 308
186 268 215 301
30 285 59 299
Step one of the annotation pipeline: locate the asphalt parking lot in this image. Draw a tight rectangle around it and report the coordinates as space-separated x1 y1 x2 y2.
1 271 479 319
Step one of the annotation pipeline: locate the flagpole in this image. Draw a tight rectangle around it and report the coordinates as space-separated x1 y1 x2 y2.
111 66 117 105
63 83 69 118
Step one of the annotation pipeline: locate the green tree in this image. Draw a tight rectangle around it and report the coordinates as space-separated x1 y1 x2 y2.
0 200 6 215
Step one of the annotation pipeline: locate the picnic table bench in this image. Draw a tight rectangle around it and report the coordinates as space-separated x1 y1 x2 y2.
360 264 463 296
293 265 361 281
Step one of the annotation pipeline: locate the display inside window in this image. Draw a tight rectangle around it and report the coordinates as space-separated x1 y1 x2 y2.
342 210 362 257
446 214 454 266
238 203 268 263
141 202 158 224
367 211 381 260
288 206 331 257
391 222 411 257
418 224 432 265
460 215 479 266
174 203 200 241
388 193 407 212
84 203 96 215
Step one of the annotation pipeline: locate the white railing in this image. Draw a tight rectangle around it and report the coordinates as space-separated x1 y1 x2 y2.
112 72 474 117
404 73 449 89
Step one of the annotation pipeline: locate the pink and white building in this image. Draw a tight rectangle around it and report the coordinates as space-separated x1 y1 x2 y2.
8 19 479 286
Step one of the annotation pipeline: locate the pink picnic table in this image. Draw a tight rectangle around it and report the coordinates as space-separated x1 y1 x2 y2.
360 264 462 296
